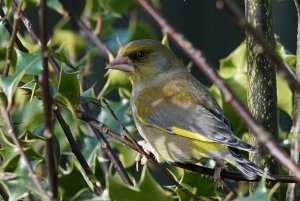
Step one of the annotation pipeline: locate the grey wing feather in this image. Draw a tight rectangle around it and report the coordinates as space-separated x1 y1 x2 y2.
144 105 256 152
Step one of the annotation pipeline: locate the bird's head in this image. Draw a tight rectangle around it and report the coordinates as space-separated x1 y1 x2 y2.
107 39 182 85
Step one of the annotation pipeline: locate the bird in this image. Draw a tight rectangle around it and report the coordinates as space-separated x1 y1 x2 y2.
106 39 271 180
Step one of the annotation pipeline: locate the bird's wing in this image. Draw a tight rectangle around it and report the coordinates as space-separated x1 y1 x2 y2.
136 105 256 152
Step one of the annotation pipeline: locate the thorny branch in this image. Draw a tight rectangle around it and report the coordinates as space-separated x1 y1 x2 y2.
59 0 113 59
39 0 58 199
4 0 23 76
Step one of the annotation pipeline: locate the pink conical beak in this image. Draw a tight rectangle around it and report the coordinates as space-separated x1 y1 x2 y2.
106 53 134 72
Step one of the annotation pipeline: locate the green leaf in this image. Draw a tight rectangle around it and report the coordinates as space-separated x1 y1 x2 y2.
175 169 215 201
15 47 42 75
275 44 295 116
213 42 295 134
98 70 131 99
4 0 13 7
234 175 273 201
80 86 100 105
161 34 170 49
59 162 89 201
98 99 132 133
109 167 172 201
0 47 17 74
99 0 135 15
114 143 136 168
55 68 80 116
53 29 87 59
0 70 25 105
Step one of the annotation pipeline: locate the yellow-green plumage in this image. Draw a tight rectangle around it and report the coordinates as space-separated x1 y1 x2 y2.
107 39 270 180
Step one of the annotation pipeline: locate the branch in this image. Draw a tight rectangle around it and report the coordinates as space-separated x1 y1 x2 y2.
0 7 28 53
59 0 112 59
136 0 300 182
13 1 60 75
0 96 49 200
216 0 299 92
89 125 134 186
52 106 104 195
4 0 24 75
39 0 58 199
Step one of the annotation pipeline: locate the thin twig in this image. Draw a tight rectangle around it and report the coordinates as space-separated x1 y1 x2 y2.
136 0 300 182
79 112 299 183
59 0 112 59
39 0 58 199
89 125 134 186
52 105 104 195
4 0 23 75
101 99 205 200
13 1 38 43
216 0 300 92
13 1 60 75
0 103 49 200
0 7 28 53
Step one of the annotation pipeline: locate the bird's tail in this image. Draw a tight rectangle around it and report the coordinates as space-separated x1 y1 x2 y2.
226 148 275 180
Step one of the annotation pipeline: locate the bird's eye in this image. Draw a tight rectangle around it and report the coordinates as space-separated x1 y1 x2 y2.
134 51 146 60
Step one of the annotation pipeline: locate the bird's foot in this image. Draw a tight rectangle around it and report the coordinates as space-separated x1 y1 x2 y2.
135 140 156 171
213 160 226 188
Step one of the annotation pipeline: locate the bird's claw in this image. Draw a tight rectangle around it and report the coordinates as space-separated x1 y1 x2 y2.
135 140 156 171
213 160 226 188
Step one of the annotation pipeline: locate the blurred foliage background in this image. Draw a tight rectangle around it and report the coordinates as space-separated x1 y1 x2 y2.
0 0 297 200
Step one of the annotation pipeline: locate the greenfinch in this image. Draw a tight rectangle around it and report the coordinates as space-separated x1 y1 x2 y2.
107 39 268 180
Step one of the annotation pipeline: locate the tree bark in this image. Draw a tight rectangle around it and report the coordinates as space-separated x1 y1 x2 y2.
245 0 278 192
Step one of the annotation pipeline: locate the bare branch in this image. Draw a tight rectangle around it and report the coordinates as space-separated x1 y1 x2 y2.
136 0 300 182
39 0 58 199
4 0 23 75
59 0 113 59
52 105 104 195
0 7 28 53
13 1 60 75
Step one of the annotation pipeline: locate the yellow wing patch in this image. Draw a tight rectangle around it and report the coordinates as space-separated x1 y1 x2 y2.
136 113 214 142
171 127 214 142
